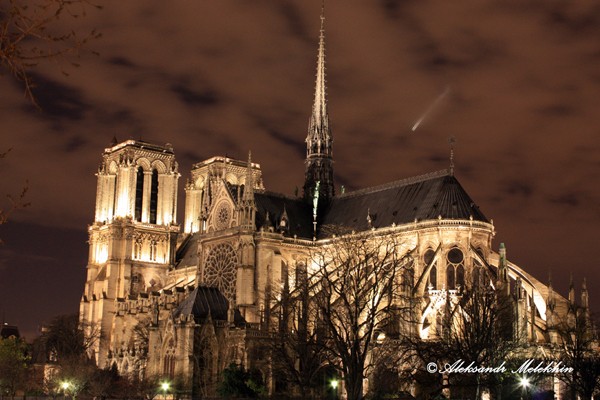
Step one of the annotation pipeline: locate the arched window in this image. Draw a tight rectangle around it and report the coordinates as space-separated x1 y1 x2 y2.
456 265 465 290
149 169 159 224
163 354 175 379
446 265 455 290
430 266 437 290
446 247 464 290
134 167 144 221
424 248 437 289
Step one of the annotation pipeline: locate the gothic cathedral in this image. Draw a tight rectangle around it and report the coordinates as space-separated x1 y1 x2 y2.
80 7 586 397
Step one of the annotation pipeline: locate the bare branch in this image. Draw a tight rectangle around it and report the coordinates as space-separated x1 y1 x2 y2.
0 0 102 107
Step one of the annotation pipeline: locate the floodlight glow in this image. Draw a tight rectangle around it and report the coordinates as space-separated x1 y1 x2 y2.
62 382 69 389
331 380 338 388
520 377 529 387
162 383 169 390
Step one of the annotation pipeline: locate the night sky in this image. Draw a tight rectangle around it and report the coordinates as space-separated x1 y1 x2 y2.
1 0 600 340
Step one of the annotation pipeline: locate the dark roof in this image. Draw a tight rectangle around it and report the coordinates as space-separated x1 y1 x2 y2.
175 233 199 269
321 170 488 233
172 286 245 323
254 192 313 238
0 323 20 339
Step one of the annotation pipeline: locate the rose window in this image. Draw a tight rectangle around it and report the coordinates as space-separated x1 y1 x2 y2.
214 203 231 231
204 243 238 300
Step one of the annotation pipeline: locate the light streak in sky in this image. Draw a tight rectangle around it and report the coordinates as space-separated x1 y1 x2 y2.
412 86 450 131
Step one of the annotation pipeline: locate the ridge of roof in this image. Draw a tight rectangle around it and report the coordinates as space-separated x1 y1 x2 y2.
255 190 305 202
336 169 451 199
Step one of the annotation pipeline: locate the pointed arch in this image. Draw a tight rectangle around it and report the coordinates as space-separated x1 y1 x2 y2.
151 160 167 174
135 157 152 171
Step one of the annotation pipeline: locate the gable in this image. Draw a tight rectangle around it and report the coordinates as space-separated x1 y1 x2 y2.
206 181 239 233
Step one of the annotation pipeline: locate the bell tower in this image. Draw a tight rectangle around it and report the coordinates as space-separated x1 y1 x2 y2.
80 139 180 367
303 6 334 201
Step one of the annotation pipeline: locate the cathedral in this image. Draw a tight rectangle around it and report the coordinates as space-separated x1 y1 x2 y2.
79 8 587 399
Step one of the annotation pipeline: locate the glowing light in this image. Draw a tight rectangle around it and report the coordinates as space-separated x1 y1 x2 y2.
96 243 108 264
520 377 529 387
331 380 338 389
412 87 450 131
62 382 69 389
162 383 169 390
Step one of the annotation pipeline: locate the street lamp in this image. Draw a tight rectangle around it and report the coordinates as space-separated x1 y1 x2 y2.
331 380 338 399
62 382 69 400
162 383 169 400
520 377 529 400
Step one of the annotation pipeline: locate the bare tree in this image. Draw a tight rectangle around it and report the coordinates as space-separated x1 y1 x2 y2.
554 306 600 400
263 265 329 397
399 282 521 400
0 0 101 105
307 228 414 400
41 313 99 362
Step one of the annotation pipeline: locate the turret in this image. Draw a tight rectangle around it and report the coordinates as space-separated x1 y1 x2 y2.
497 243 510 297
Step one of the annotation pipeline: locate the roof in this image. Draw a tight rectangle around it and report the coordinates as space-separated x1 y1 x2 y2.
178 170 488 242
175 233 199 269
254 191 313 238
172 286 245 323
321 170 488 233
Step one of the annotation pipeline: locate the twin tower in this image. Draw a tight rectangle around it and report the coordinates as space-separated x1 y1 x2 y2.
80 9 335 366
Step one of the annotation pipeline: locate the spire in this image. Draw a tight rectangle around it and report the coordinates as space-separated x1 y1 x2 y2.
304 3 334 201
448 135 456 176
582 277 589 309
569 272 575 304
547 270 555 306
312 4 329 136
240 151 257 231
243 151 254 201
497 243 509 296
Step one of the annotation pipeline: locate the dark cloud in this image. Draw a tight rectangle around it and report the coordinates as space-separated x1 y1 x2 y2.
25 74 89 122
171 82 219 107
536 103 575 117
381 0 414 20
278 1 309 41
63 135 89 153
504 180 534 198
545 2 600 34
550 192 580 208
268 128 305 158
108 57 137 68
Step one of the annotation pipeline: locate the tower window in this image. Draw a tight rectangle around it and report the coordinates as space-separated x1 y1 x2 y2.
150 169 159 224
134 168 144 221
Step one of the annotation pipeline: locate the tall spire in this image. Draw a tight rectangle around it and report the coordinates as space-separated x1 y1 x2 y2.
312 3 329 136
304 2 334 201
448 135 456 176
243 151 254 201
240 151 257 231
